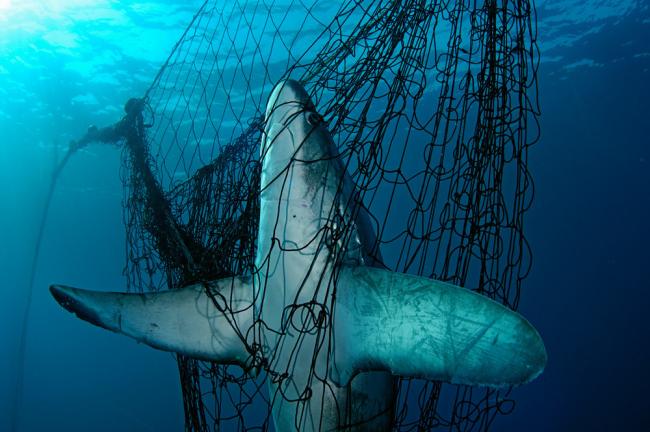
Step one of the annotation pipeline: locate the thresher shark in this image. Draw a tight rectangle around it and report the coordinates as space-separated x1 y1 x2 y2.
51 80 546 431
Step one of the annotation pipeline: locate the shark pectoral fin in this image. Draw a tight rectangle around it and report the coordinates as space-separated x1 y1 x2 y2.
334 266 546 388
50 277 254 365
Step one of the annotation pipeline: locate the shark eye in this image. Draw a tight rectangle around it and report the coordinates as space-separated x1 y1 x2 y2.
307 111 323 126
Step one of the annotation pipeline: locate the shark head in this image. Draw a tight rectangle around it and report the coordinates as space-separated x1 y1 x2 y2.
260 79 334 191
263 79 321 146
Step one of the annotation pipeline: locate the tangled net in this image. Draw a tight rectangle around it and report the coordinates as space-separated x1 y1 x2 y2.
106 0 540 430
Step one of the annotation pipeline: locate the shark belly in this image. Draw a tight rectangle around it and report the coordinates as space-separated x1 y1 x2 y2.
256 193 395 430
257 81 394 431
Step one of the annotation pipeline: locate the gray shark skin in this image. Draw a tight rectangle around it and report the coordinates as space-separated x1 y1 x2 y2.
51 80 546 432
255 80 394 431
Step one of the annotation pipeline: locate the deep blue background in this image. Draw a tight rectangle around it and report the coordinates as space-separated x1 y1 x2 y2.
0 1 648 431
503 9 650 429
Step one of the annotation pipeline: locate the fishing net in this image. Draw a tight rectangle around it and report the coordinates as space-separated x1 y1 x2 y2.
100 0 540 430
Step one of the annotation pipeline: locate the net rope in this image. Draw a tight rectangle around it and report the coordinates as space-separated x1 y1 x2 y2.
110 0 540 430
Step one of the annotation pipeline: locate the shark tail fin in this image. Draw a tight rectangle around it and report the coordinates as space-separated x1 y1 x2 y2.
50 277 253 365
333 266 547 388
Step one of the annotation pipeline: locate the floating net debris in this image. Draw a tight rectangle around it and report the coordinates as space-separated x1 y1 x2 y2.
89 0 540 430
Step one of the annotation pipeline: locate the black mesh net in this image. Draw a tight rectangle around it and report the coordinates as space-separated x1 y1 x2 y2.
106 0 540 430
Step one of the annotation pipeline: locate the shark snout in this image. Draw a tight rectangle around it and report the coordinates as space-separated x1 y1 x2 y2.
265 79 312 120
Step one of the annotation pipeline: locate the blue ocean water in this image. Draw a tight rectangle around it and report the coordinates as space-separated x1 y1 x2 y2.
0 0 648 431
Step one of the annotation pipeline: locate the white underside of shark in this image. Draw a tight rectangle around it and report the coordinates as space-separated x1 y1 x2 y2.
51 80 546 431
